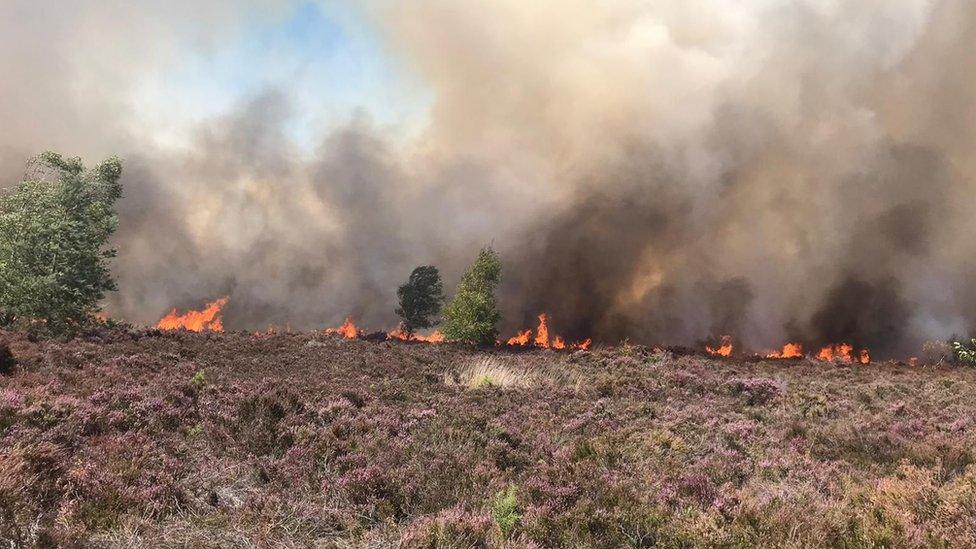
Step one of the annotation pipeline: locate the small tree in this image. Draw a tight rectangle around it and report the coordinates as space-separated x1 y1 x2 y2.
395 265 444 334
442 247 502 344
0 152 123 333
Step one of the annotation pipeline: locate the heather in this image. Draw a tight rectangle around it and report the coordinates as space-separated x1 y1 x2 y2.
1 331 975 547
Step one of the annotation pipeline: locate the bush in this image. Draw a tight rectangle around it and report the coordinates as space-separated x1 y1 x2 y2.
0 152 123 334
490 484 521 539
395 265 444 334
952 338 976 365
442 247 502 344
0 344 13 376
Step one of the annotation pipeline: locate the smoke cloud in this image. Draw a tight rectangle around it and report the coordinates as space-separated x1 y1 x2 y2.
2 0 975 357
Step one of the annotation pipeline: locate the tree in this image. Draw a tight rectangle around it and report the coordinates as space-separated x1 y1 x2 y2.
442 247 502 344
395 265 444 334
0 152 123 333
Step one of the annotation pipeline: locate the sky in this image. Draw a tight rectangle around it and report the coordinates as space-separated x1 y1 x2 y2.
130 1 430 150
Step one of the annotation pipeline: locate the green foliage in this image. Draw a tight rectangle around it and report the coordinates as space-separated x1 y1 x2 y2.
0 152 123 334
190 370 207 389
952 339 976 365
395 265 444 333
490 484 521 538
442 247 502 344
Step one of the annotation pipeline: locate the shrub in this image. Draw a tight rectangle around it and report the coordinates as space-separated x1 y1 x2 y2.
0 152 123 334
0 344 13 376
442 247 501 344
490 484 521 538
395 265 444 334
952 338 976 365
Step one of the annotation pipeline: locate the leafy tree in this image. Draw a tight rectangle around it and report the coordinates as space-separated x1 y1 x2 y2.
442 247 502 344
395 265 444 334
0 152 123 333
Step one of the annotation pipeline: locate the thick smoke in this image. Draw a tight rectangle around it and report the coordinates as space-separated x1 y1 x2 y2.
2 0 976 357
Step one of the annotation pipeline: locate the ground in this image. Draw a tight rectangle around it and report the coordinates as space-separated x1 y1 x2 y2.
1 329 975 548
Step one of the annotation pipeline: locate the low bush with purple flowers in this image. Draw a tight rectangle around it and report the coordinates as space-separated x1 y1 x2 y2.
1 331 975 547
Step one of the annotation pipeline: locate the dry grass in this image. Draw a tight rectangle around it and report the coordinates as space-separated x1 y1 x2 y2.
444 356 538 389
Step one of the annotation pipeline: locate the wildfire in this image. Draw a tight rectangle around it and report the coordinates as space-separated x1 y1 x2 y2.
766 342 803 359
814 343 870 364
325 317 360 339
388 326 446 343
504 313 591 350
706 335 734 357
156 297 228 332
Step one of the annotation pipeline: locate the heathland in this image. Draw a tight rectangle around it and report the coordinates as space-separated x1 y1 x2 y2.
1 329 975 547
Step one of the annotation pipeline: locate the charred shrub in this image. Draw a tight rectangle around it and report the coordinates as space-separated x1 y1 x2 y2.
0 343 13 376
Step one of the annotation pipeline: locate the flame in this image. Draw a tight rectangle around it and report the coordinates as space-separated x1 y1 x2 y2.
706 335 733 357
816 344 871 364
507 329 532 346
504 313 591 350
388 326 445 343
766 342 803 359
534 313 550 347
573 338 592 351
325 317 360 339
156 297 228 332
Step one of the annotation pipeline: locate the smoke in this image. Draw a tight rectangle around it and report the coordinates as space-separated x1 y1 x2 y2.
2 0 976 357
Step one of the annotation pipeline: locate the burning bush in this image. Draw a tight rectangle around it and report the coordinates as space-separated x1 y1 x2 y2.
442 247 502 344
0 152 122 334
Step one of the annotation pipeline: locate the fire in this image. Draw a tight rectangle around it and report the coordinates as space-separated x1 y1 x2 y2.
156 297 228 332
534 313 550 347
815 343 869 364
817 343 853 362
504 313 591 350
388 326 445 343
507 330 532 346
325 317 360 339
766 342 803 359
706 335 733 357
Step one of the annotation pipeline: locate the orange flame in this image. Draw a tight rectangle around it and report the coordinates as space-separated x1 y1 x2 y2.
325 317 360 339
706 335 733 357
766 342 803 359
388 326 445 343
573 338 592 351
156 297 228 332
859 349 870 364
816 343 855 363
504 313 591 350
534 313 550 347
507 329 532 346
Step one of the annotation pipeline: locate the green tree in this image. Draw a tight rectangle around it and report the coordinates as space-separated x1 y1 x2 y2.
395 265 444 334
0 152 123 333
442 247 502 344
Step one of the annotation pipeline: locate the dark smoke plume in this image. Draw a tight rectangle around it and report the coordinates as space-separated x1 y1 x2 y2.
2 0 976 357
